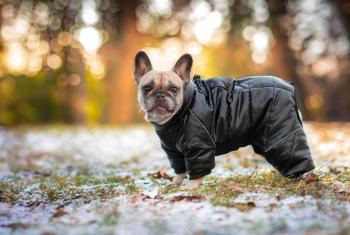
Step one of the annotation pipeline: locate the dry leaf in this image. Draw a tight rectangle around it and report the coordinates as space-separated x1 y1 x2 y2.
267 203 278 212
130 195 138 204
276 195 282 201
170 195 204 202
52 209 68 218
139 193 151 200
231 202 256 212
303 172 319 183
147 170 174 181
336 187 350 194
142 188 160 199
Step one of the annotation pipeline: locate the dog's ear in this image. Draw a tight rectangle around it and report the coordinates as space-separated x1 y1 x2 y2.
172 54 193 84
134 51 153 83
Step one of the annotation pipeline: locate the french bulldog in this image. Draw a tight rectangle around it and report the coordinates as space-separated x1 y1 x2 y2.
133 51 315 190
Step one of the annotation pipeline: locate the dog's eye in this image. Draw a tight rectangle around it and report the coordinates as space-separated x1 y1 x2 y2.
142 85 152 93
169 86 179 93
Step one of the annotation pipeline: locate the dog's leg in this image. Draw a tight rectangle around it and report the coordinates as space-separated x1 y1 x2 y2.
172 173 187 186
180 177 203 190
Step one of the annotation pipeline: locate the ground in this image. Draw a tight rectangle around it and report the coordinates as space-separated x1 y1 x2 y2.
0 123 350 235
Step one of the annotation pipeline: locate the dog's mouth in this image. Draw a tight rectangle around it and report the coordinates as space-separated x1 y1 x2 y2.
147 105 175 114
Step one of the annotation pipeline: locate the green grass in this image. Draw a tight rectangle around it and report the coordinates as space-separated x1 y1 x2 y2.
197 170 350 207
153 168 350 208
2 165 350 208
0 171 139 203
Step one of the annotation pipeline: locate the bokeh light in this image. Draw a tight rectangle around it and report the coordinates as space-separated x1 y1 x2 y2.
78 26 103 52
81 0 99 25
3 43 28 74
0 0 349 125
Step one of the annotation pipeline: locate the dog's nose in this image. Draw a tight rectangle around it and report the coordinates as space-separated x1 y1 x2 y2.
156 92 165 99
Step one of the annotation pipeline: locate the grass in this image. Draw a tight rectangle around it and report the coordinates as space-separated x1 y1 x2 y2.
1 125 350 234
0 171 140 204
2 167 349 208
198 170 350 207
158 169 350 208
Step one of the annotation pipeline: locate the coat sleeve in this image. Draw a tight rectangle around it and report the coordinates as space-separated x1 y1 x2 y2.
184 147 216 179
160 142 186 174
183 111 216 180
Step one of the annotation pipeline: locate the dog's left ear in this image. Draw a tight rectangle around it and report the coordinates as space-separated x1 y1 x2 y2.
172 54 193 83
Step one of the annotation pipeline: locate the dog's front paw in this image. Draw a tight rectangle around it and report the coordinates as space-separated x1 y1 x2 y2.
172 173 187 186
180 178 203 190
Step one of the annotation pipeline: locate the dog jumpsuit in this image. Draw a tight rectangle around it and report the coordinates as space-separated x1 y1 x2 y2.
153 75 315 180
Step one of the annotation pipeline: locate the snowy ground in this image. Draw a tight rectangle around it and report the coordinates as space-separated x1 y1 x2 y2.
0 123 349 235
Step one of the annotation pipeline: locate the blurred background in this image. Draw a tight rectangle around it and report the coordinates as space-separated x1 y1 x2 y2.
0 0 349 125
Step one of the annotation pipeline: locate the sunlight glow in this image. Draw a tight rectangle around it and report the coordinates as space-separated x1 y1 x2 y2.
243 26 256 41
89 57 105 79
27 55 43 74
78 26 102 52
149 0 172 16
192 10 224 44
4 43 28 74
81 0 99 25
243 25 274 64
306 94 324 110
142 38 203 72
57 32 72 47
252 51 267 64
14 18 30 35
252 31 269 51
47 54 62 70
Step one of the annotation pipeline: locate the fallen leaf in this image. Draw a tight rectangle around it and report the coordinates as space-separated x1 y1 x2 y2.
130 195 138 204
267 203 278 212
142 188 160 199
52 209 69 218
231 202 256 212
170 195 204 202
147 170 173 181
276 195 282 201
335 187 350 194
139 193 151 200
303 172 319 183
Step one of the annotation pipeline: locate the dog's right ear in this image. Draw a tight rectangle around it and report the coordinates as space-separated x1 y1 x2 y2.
133 51 153 84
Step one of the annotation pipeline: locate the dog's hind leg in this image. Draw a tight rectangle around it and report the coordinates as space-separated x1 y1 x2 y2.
262 127 315 178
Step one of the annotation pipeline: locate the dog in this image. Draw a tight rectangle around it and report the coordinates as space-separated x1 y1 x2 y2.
133 51 315 189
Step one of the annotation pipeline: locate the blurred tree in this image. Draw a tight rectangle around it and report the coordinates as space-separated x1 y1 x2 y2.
0 0 349 125
267 0 309 117
101 0 143 124
272 0 350 121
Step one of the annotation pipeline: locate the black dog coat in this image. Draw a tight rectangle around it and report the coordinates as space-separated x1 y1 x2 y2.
153 75 315 180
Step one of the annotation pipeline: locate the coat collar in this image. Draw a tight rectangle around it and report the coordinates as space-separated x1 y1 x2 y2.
152 78 196 132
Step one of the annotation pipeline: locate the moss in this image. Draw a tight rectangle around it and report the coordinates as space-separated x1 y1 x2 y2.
46 187 61 201
0 169 141 203
102 213 118 226
125 182 140 194
145 219 171 234
199 171 350 207
160 183 180 194
105 175 133 184
73 175 102 186
0 182 19 202
39 181 63 202
3 159 349 207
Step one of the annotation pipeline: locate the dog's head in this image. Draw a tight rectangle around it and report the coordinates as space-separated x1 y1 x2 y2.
133 51 193 125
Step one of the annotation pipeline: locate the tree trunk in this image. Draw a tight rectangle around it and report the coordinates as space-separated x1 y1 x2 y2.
103 0 144 124
267 0 310 119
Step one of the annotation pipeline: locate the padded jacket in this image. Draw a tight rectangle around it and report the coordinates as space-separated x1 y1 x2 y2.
153 75 315 180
